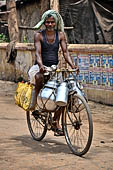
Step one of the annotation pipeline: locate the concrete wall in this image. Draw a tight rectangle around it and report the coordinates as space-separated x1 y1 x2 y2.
0 43 113 105
0 43 35 82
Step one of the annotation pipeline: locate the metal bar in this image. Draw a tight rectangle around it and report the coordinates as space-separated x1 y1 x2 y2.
0 11 10 15
3 24 74 30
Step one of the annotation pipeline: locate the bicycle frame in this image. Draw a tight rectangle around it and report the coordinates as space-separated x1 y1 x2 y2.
27 67 93 156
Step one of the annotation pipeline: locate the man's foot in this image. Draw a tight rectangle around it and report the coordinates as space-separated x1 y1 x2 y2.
54 128 64 136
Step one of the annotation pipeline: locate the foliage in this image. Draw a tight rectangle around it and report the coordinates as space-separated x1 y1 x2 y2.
0 33 9 43
23 36 29 43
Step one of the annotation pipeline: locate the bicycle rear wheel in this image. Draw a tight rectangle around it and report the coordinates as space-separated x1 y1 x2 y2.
63 94 93 156
26 110 47 141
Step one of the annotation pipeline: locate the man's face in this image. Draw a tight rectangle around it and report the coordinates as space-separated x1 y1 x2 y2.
45 16 56 31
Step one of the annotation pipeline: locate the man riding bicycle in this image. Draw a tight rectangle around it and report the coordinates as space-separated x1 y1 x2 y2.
28 10 79 136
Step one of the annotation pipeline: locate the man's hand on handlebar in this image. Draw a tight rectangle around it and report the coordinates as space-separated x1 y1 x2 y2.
75 66 79 75
71 65 79 75
39 65 46 74
40 65 57 74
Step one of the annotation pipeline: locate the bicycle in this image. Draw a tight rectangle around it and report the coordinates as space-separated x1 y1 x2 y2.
26 67 93 156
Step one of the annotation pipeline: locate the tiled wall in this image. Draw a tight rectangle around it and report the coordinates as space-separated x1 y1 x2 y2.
69 52 113 91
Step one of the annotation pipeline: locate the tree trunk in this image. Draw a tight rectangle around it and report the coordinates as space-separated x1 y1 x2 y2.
50 0 59 12
40 0 50 17
6 0 19 42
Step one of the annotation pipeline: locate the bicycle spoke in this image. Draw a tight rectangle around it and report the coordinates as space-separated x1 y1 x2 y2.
63 94 93 156
26 111 47 141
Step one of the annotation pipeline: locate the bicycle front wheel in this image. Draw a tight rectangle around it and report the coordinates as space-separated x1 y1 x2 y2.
63 94 93 156
26 110 47 141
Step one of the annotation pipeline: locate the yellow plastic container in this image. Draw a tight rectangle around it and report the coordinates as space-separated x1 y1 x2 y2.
14 82 34 111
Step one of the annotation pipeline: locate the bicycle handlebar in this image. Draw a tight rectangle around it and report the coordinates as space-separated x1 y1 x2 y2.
44 66 79 75
56 68 79 73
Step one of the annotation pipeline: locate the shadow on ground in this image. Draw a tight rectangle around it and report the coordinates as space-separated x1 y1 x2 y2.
11 135 72 155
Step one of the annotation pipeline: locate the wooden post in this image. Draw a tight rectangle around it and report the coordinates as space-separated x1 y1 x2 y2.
40 0 50 16
50 0 59 12
6 0 19 42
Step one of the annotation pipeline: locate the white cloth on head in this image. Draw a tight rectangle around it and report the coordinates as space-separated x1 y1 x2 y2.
34 10 64 32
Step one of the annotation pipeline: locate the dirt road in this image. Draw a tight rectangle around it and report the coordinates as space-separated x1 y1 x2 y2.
0 80 113 170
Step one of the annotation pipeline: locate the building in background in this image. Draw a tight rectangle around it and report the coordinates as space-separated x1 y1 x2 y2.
0 0 113 43
59 0 113 44
0 0 49 42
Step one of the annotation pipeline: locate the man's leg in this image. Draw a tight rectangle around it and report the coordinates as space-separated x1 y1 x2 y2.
31 72 44 112
53 107 62 129
35 72 44 98
53 107 64 136
28 65 44 110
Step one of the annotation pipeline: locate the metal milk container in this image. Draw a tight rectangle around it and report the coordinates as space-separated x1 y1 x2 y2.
55 82 69 106
37 80 57 111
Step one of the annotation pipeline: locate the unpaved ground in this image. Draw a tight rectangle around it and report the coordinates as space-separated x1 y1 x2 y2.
0 80 113 170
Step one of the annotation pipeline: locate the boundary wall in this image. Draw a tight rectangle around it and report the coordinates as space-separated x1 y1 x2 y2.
0 43 113 105
67 44 113 105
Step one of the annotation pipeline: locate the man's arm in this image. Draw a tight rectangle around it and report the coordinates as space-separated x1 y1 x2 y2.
34 32 45 73
59 32 77 69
